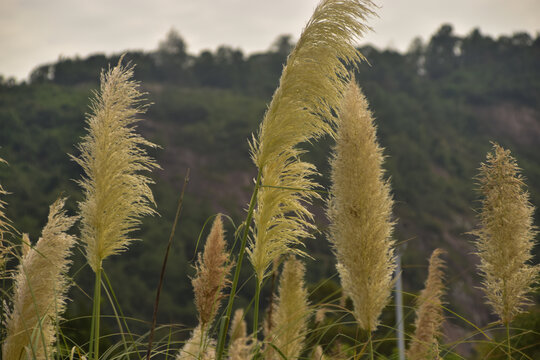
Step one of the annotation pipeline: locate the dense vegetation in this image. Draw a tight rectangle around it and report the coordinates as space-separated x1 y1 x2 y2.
1 24 539 357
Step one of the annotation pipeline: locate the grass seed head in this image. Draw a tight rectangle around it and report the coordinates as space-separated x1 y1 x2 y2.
73 59 159 272
2 198 77 360
473 143 539 324
407 248 447 360
327 81 395 332
248 0 376 283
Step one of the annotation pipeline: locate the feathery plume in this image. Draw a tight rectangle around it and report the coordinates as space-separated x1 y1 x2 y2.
473 143 538 324
265 256 310 359
192 214 232 328
73 59 159 272
228 309 251 360
177 325 216 360
327 81 395 332
407 249 446 360
248 0 376 283
2 198 77 360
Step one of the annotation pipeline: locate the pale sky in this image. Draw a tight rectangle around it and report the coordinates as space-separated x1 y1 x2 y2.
1 0 539 81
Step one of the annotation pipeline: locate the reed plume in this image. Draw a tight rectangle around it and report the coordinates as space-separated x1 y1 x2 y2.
177 325 216 360
407 248 446 360
248 0 376 283
228 309 251 360
473 143 538 325
73 59 159 272
265 256 310 359
192 214 232 329
327 81 395 332
2 198 77 360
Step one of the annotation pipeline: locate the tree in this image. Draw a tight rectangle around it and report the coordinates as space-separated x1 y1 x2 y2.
425 24 460 78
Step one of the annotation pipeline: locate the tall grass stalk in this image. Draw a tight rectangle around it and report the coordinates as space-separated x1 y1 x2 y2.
247 0 375 343
73 59 159 360
146 169 190 360
215 169 262 359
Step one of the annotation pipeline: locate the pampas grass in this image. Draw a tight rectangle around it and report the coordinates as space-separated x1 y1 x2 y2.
2 198 77 360
73 59 159 273
72 58 159 360
407 248 446 360
473 143 538 325
228 309 251 360
248 0 376 284
327 81 395 333
265 256 310 360
1 3 539 360
192 214 232 329
176 325 216 360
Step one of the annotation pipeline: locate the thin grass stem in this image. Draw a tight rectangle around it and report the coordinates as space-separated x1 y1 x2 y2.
215 169 262 359
93 267 102 360
368 331 374 360
101 270 140 360
253 279 261 341
506 321 512 360
146 169 189 360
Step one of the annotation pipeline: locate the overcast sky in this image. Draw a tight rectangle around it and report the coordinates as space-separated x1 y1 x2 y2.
1 0 539 81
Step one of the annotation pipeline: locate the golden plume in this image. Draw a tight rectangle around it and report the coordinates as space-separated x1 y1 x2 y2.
2 198 77 360
73 59 159 272
327 81 395 332
265 256 310 359
192 214 232 328
473 143 538 324
248 0 376 283
407 248 446 360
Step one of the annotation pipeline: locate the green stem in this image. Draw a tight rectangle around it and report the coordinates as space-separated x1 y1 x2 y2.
215 169 262 359
368 331 374 360
506 321 511 360
253 279 261 341
93 267 102 360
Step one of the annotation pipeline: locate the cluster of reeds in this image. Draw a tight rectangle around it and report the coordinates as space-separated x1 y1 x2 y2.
0 0 538 359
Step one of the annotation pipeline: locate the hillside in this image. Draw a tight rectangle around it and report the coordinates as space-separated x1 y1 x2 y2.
1 24 539 355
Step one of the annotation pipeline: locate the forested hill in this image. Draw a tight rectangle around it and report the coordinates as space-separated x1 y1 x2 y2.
1 24 539 348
